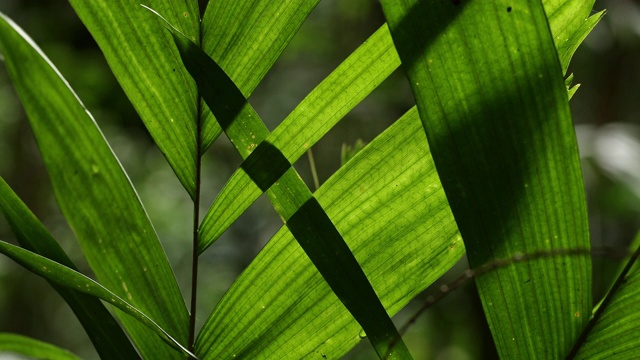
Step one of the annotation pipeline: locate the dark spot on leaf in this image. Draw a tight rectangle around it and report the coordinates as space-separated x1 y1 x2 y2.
183 12 188 17
507 6 512 12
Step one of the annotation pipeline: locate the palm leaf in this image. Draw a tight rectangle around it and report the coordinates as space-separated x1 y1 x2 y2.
380 0 591 358
0 177 139 359
0 11 188 359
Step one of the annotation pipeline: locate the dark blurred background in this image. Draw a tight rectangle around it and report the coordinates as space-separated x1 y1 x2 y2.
0 1 638 359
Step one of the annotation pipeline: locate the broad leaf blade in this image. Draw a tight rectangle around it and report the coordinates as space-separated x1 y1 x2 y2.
68 0 201 198
0 177 140 360
196 108 463 359
172 33 411 359
0 333 82 360
0 12 188 359
0 242 194 358
381 0 591 358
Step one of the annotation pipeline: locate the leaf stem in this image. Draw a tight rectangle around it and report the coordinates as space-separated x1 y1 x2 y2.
188 16 206 354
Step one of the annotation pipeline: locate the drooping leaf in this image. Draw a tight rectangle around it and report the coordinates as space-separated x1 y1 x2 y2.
0 177 140 360
195 107 463 359
68 0 201 198
0 241 195 358
172 31 412 359
0 333 82 360
0 12 188 359
380 0 591 358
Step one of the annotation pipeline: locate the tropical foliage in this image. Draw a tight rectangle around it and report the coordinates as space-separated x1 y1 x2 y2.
0 0 638 359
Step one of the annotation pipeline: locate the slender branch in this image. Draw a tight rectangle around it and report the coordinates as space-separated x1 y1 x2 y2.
188 17 206 353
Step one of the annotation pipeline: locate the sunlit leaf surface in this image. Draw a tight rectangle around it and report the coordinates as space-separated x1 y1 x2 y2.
0 12 188 359
381 0 591 358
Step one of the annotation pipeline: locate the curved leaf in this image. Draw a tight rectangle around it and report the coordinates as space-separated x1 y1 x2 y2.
0 241 195 358
195 107 464 359
0 12 188 359
381 0 591 358
0 177 140 360
0 333 82 360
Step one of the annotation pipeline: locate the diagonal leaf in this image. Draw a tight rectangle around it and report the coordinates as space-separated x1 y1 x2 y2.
199 0 601 252
198 0 321 150
0 333 82 360
198 24 401 251
0 177 140 360
196 107 464 359
380 0 591 358
172 31 412 359
68 0 201 198
0 12 188 359
0 241 195 358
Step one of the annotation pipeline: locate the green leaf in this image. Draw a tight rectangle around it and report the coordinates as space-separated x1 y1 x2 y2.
542 0 604 74
0 241 195 358
172 31 412 359
198 0 321 150
0 177 140 360
198 0 597 251
0 12 188 359
68 0 201 198
571 238 640 359
0 333 82 360
196 107 463 359
198 24 401 250
380 0 591 358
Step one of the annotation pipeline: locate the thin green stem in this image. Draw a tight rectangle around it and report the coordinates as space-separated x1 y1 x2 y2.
188 16 205 354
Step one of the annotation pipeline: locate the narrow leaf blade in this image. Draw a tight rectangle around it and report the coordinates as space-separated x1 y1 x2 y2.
0 333 82 360
0 241 195 358
0 177 140 360
68 0 201 197
0 12 188 359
